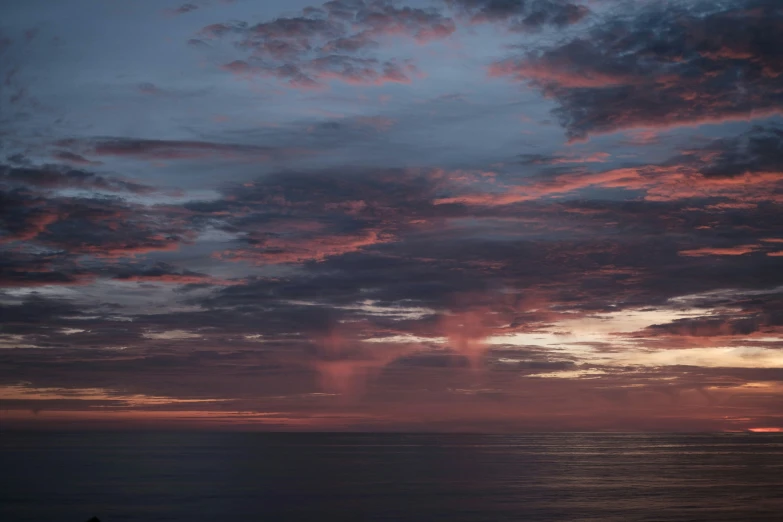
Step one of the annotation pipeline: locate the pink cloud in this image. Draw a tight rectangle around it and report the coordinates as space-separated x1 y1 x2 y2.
488 59 637 89
218 228 394 265
433 156 783 208
113 274 240 285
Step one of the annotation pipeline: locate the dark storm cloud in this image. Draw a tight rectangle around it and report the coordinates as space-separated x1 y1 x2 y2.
445 0 589 30
490 0 783 139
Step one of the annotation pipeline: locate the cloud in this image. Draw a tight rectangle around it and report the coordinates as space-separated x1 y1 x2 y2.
175 153 783 336
193 0 455 88
693 124 783 178
0 187 194 257
217 228 394 265
143 329 202 340
224 56 419 89
446 0 590 30
3 0 783 432
678 245 761 257
136 82 164 95
0 250 234 289
0 296 87 327
111 262 240 286
172 3 199 15
56 138 306 162
189 167 451 265
49 151 102 166
435 124 783 206
0 250 94 287
0 190 61 243
2 162 152 194
490 0 783 139
516 151 609 165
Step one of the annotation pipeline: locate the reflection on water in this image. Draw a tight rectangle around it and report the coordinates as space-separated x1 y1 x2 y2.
1 432 782 521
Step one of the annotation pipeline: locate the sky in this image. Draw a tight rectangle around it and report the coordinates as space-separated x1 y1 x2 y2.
0 0 782 432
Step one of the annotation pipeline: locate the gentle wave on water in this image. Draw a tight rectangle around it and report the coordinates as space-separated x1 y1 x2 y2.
2 432 782 521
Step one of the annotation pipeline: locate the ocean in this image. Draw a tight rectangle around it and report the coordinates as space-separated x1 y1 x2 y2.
1 432 782 521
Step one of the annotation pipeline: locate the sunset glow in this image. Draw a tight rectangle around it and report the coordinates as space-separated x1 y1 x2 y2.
1 0 782 432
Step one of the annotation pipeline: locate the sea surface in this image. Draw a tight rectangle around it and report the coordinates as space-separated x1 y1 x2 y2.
1 432 782 521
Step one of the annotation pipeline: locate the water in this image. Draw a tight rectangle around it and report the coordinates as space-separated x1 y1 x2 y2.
1 432 782 521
